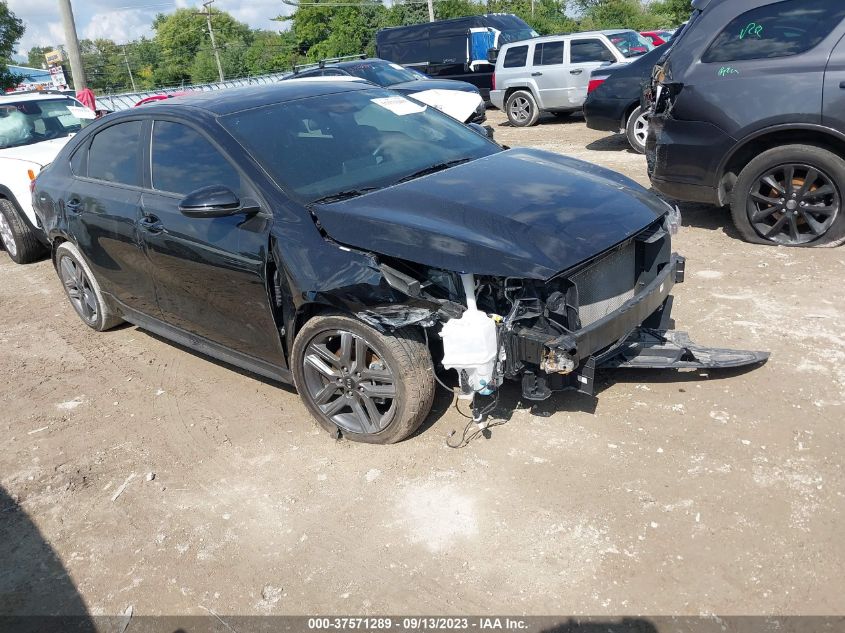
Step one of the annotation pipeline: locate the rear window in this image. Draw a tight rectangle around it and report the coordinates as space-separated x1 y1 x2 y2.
702 0 845 63
533 41 564 66
503 45 529 68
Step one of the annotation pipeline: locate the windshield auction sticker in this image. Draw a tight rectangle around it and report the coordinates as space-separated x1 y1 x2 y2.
371 96 426 116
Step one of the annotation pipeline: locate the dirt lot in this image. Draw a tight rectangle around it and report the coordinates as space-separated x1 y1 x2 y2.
1 109 844 618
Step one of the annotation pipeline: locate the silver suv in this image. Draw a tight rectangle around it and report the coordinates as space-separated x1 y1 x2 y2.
490 30 654 127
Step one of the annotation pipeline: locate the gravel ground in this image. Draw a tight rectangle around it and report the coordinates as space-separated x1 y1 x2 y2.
1 109 843 618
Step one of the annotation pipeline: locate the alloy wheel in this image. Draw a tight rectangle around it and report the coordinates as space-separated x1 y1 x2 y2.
747 163 840 245
59 256 98 323
0 212 17 259
509 96 532 124
302 330 397 435
632 111 649 148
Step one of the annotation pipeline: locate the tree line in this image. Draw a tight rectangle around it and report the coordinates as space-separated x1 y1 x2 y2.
3 0 692 95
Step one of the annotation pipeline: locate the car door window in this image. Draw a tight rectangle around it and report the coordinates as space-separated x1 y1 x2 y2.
150 120 241 197
503 45 529 68
702 0 845 63
88 121 142 186
533 41 564 66
570 39 617 63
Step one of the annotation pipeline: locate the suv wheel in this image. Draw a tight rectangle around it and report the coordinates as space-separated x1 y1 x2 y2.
625 106 648 154
732 145 845 247
0 198 46 264
291 315 435 444
55 242 123 331
505 90 540 127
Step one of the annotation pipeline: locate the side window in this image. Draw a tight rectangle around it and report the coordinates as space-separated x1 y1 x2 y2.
533 41 564 66
151 121 241 197
702 0 845 63
69 144 87 177
88 121 142 186
503 45 529 68
570 39 617 63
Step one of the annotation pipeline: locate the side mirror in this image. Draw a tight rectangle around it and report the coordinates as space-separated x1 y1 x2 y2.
467 123 495 141
178 185 242 218
486 47 499 64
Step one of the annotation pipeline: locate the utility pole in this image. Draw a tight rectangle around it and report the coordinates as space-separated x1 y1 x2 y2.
57 0 87 90
122 46 137 92
427 0 435 22
202 0 225 82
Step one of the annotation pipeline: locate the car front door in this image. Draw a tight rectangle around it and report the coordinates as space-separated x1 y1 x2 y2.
530 40 567 109
566 38 618 108
822 32 845 131
139 118 285 366
66 119 159 316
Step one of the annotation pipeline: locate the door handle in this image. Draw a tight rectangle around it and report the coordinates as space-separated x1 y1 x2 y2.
65 199 82 214
570 69 583 75
531 72 543 77
839 81 845 89
139 215 164 234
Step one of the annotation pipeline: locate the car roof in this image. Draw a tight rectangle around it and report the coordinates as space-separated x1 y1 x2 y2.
0 92 76 103
122 79 374 117
501 29 638 47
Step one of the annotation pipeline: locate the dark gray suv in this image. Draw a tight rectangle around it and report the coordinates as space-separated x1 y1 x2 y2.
647 0 845 247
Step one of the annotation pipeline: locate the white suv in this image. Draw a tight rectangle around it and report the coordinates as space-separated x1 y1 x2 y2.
490 30 654 127
0 92 95 264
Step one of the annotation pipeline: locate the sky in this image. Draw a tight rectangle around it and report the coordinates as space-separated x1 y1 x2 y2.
6 0 290 58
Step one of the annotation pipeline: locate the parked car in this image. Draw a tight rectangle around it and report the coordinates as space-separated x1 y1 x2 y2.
0 92 95 264
647 0 845 247
33 81 767 443
584 44 667 153
490 30 655 127
287 57 486 124
641 30 675 46
376 14 538 100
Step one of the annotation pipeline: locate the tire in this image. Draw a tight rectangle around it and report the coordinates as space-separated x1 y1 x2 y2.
55 242 123 331
731 144 845 247
625 106 648 154
291 314 435 444
505 90 540 127
0 198 46 264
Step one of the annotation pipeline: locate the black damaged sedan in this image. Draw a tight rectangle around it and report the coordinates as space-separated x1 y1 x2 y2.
33 81 767 444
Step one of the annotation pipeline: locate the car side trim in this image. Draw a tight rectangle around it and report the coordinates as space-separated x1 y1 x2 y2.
115 299 293 385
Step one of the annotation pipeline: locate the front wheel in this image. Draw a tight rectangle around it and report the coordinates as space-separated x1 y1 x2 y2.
731 145 845 247
0 198 46 264
291 315 435 444
625 106 648 154
505 90 540 127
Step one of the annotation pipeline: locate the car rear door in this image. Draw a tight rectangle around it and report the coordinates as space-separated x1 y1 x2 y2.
566 38 618 108
530 40 568 109
138 117 284 366
66 118 159 315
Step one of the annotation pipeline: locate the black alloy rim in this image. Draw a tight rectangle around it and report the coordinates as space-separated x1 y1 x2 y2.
302 330 397 435
59 256 98 323
747 163 839 245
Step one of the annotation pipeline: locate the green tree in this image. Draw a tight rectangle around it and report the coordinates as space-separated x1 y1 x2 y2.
1 0 24 91
578 0 662 31
243 30 298 75
152 8 252 85
26 45 50 69
650 0 692 26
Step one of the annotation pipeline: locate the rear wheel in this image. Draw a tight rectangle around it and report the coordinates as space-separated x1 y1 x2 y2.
731 145 845 247
291 315 435 444
505 90 540 127
55 242 123 331
625 106 648 154
0 198 46 264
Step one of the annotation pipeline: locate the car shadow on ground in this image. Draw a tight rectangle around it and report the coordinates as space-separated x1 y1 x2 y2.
497 112 585 128
586 133 639 154
0 485 96 632
660 197 744 241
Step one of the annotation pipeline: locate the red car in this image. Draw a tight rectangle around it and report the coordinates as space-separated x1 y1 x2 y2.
640 30 675 46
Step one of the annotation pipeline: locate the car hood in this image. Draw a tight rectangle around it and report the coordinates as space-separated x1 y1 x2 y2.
0 136 73 167
391 79 479 93
391 83 483 122
314 148 671 280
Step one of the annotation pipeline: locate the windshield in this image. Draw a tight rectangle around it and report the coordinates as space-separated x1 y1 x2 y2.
608 31 655 57
0 98 94 150
220 88 499 203
345 62 421 86
499 28 539 45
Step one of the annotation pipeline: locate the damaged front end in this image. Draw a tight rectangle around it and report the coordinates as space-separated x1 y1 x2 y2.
374 213 768 405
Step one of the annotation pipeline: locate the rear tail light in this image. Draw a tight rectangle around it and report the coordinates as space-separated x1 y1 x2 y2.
588 77 607 94
491 72 495 91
